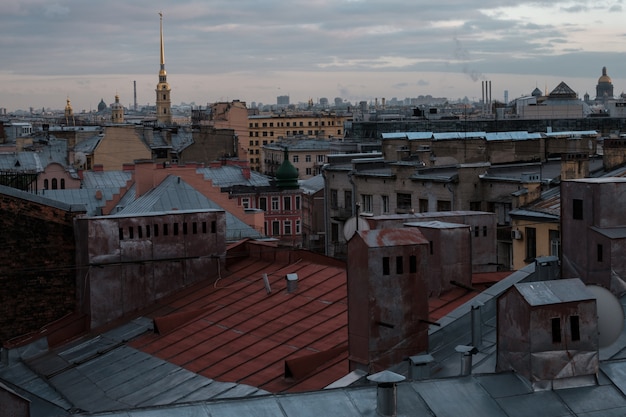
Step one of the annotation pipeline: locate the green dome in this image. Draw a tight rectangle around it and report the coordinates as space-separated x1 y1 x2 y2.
275 148 299 189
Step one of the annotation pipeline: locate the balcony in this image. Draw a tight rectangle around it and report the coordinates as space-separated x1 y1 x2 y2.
331 206 353 221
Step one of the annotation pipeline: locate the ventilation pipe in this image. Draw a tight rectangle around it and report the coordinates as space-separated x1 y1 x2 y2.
471 302 483 349
408 354 434 380
286 273 298 293
367 370 406 417
456 345 478 376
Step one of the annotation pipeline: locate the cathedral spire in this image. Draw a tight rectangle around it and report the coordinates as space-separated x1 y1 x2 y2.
156 11 172 125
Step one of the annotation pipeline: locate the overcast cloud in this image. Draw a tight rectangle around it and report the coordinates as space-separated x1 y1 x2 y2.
1 0 625 111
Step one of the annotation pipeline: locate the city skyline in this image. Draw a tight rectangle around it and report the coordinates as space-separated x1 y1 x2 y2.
2 0 625 112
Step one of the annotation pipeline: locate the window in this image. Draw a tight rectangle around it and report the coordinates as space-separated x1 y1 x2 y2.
419 199 428 213
259 197 267 211
382 257 390 275
437 200 451 211
292 155 299 163
552 318 561 343
470 201 481 211
306 154 311 162
52 178 58 190
317 155 325 163
284 220 292 235
146 225 151 238
474 227 479 238
361 194 373 213
397 193 412 210
570 316 580 341
138 226 143 238
344 190 352 210
61 179 65 189
295 219 301 234
272 221 280 236
331 223 339 242
211 221 216 233
202 221 207 233
429 241 434 255
409 255 417 273
173 223 179 236
525 227 537 261
284 196 291 211
271 197 280 210
382 195 389 213
249 140 254 146
306 167 312 175
119 227 124 240
483 226 487 237
396 256 404 274
44 179 49 189
295 196 301 210
163 224 169 236
573 199 583 220
330 189 338 209
192 222 197 234
597 244 604 262
154 224 159 237
242 197 250 209
550 230 560 257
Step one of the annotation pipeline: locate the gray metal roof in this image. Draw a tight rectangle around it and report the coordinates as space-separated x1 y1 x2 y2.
82 170 133 190
116 175 263 241
196 166 271 188
74 135 103 154
300 174 324 194
590 226 626 239
514 279 594 306
404 220 469 229
434 132 486 140
0 151 43 172
485 131 542 141
0 318 267 416
37 188 111 216
0 184 85 213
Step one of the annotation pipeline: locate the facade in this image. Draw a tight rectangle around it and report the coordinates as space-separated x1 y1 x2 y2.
92 126 152 170
347 228 429 372
301 175 325 253
247 112 348 171
497 278 598 386
75 209 226 329
263 139 330 179
561 177 626 293
155 13 172 125
516 82 590 119
204 100 249 157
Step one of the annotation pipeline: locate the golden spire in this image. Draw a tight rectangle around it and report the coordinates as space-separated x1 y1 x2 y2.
159 11 165 74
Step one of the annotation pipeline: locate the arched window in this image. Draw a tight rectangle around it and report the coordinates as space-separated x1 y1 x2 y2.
44 179 49 189
52 178 58 190
60 178 65 189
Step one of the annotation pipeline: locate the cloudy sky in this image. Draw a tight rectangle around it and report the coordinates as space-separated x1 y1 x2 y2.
2 0 625 112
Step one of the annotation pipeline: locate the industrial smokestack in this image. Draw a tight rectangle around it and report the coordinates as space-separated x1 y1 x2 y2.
367 371 405 417
133 80 137 111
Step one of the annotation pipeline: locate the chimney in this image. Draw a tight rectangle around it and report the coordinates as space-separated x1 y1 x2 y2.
561 152 589 180
408 354 434 380
456 345 478 376
603 138 626 172
242 166 251 179
286 273 298 293
367 370 405 417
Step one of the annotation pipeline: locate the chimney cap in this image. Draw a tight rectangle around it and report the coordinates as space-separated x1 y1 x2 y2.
367 370 405 384
409 354 434 366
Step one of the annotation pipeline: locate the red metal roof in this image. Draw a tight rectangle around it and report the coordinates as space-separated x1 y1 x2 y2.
129 246 510 393
129 251 349 393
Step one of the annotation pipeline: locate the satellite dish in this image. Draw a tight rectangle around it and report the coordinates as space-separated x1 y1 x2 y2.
343 216 370 241
586 285 624 348
74 152 87 168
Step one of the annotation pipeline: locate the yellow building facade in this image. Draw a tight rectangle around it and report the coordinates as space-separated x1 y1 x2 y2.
246 112 347 172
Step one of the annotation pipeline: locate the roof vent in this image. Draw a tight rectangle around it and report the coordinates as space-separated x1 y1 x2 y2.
367 370 405 417
286 273 298 293
408 354 434 380
456 345 478 376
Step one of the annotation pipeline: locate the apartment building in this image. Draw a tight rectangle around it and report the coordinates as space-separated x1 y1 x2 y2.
247 112 348 172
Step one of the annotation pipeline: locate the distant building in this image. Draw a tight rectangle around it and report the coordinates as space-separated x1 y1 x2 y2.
111 93 124 124
277 95 290 107
595 66 614 103
516 82 590 119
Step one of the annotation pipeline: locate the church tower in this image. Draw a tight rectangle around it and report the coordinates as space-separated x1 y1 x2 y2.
156 12 172 125
64 97 75 126
111 93 124 124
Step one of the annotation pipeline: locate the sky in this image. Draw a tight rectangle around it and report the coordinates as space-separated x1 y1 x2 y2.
1 0 625 112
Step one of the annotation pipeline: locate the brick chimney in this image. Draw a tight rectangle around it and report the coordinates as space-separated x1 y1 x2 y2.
603 138 626 172
561 152 589 180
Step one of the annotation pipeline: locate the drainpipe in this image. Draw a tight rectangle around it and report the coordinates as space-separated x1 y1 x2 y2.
322 165 330 256
367 370 406 417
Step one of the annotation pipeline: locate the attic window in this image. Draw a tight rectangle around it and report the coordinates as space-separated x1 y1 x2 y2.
573 199 583 220
551 318 562 343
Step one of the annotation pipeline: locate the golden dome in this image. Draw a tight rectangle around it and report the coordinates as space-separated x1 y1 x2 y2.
598 66 612 84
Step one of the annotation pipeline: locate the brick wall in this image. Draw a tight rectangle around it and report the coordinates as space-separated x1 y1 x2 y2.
0 186 83 343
